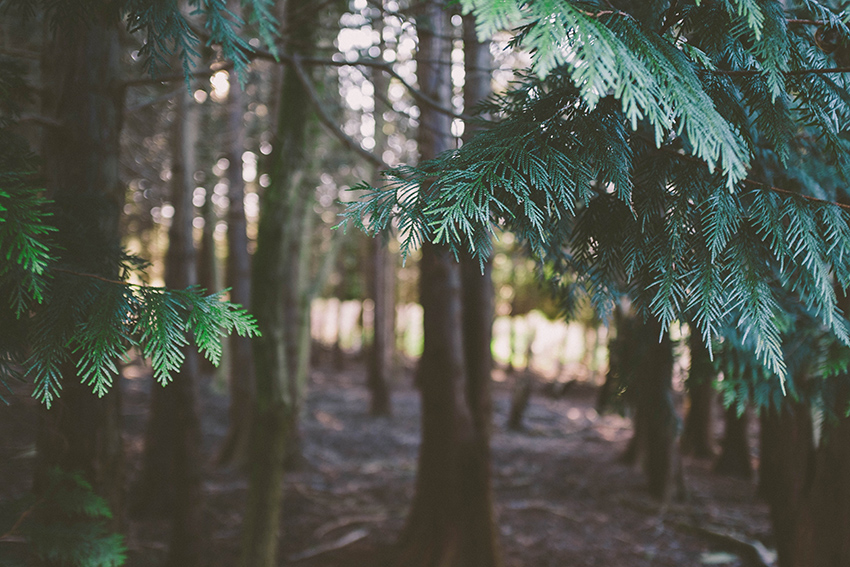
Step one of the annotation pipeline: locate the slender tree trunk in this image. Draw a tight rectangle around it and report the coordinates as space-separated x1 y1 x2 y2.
366 6 394 416
240 1 319 564
457 13 501 563
217 69 254 467
681 331 716 458
597 302 625 413
761 397 850 567
394 6 501 566
628 319 683 501
133 87 205 567
714 405 752 478
198 190 219 293
35 7 125 525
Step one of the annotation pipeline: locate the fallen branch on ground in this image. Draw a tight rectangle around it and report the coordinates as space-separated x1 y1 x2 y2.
287 529 369 563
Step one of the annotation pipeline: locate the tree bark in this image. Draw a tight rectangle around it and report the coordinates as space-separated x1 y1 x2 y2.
35 6 125 526
681 331 716 458
240 1 319 564
761 400 850 567
133 87 205 567
217 69 255 467
714 405 752 478
366 6 394 416
394 6 501 566
198 189 219 294
628 318 683 501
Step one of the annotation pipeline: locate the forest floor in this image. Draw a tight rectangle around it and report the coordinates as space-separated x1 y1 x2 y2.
1 352 773 567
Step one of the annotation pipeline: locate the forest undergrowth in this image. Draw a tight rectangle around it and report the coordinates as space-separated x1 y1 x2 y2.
0 353 771 567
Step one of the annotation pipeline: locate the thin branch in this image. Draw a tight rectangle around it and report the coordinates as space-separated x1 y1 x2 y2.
0 497 43 542
652 143 850 212
52 268 131 287
119 62 231 89
743 178 850 212
16 114 63 128
787 19 826 26
291 55 384 169
718 66 850 77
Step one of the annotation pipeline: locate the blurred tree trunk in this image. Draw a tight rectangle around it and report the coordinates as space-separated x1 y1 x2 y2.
394 6 501 566
240 1 319 565
761 392 850 567
681 331 715 458
198 190 219 293
34 7 125 526
627 319 683 501
198 189 220 376
714 405 751 478
133 87 205 567
366 5 394 416
217 69 254 467
597 302 625 412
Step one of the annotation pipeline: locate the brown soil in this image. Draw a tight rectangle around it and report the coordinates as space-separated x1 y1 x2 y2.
0 355 772 567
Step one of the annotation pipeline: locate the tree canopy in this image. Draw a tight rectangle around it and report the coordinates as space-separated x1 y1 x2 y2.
347 0 850 401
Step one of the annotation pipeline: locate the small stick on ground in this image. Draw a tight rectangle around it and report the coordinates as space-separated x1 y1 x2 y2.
313 514 387 539
287 528 369 563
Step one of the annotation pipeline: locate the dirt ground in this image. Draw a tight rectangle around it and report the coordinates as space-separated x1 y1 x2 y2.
1 354 773 567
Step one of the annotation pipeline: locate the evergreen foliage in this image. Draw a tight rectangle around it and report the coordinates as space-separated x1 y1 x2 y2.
0 0 279 79
0 8 261 407
0 468 126 567
346 0 850 392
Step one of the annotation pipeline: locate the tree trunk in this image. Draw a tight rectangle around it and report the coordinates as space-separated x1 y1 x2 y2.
714 405 752 478
240 1 319 564
35 7 125 526
457 13 500 561
198 189 219 294
597 302 625 412
681 331 715 458
394 6 501 566
366 6 394 416
217 69 255 467
133 87 205 567
761 400 850 567
629 318 683 501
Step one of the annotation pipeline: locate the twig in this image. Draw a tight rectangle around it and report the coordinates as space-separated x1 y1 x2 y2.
672 521 776 567
313 514 387 539
290 55 383 169
52 268 130 287
16 114 63 128
718 66 850 77
286 528 369 562
649 143 850 212
0 498 42 542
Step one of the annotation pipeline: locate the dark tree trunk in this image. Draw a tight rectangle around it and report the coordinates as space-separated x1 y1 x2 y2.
240 1 319 564
133 87 205 567
714 405 752 478
506 372 532 431
35 7 125 525
681 331 716 458
394 7 501 567
198 190 219 294
597 302 625 413
628 318 683 501
217 70 255 467
761 400 850 567
366 16 394 415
